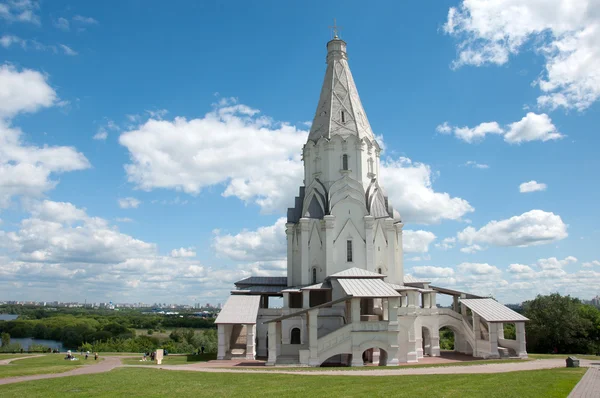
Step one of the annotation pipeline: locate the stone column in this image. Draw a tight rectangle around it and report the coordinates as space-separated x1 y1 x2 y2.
453 295 459 313
308 309 319 366
364 215 375 272
299 218 310 285
407 291 418 315
383 298 389 321
430 292 438 314
324 215 335 276
302 290 310 309
246 324 256 360
387 297 401 365
282 292 290 309
385 219 397 284
351 298 361 325
431 331 441 357
460 294 467 317
488 322 499 358
497 322 505 340
286 223 295 286
276 321 282 358
516 322 528 358
217 324 227 360
395 223 404 282
415 324 424 359
473 313 481 338
266 322 277 366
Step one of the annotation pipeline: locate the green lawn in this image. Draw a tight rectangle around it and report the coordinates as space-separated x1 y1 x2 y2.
0 354 41 360
120 353 216 365
241 358 530 372
0 354 96 378
0 367 586 397
528 353 600 360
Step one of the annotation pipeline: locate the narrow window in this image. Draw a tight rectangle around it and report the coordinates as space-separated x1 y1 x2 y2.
346 240 353 262
291 328 301 344
341 111 345 123
312 267 317 284
342 154 348 170
378 267 382 274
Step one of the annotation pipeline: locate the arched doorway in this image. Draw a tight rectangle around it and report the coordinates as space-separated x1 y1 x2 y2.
290 328 301 345
361 348 388 366
439 324 473 356
422 327 432 356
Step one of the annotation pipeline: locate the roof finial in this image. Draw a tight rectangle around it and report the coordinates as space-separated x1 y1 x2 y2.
329 18 342 39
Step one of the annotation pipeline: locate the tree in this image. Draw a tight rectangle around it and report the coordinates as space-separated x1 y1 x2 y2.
0 332 10 347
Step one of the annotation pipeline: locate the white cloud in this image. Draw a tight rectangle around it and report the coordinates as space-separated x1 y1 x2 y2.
460 244 484 254
0 0 40 25
536 256 577 270
457 210 568 248
0 64 58 118
146 109 168 119
504 113 563 143
435 122 452 134
412 266 455 278
457 262 502 276
73 15 98 25
380 157 474 224
53 17 69 31
465 161 489 169
0 35 26 48
403 230 436 253
119 98 307 214
118 197 141 209
170 247 196 258
444 0 600 110
212 217 287 262
508 263 535 274
583 260 600 268
59 44 77 56
93 130 108 140
440 113 562 144
519 180 547 193
115 217 133 223
435 237 456 250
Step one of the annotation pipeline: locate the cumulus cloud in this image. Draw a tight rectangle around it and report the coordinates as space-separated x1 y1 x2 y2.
508 263 535 274
464 161 489 169
439 113 562 144
460 244 484 254
0 36 77 56
170 247 196 258
457 210 568 248
403 230 436 253
519 180 547 193
0 200 271 303
412 265 455 278
119 98 307 214
0 64 58 118
583 260 600 268
443 0 600 110
73 15 98 25
435 237 456 250
118 197 141 209
212 217 287 262
381 157 474 224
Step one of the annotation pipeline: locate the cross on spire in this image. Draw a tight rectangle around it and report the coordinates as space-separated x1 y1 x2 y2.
329 18 342 39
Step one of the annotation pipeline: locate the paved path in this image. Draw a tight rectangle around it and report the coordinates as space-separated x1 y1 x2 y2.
568 366 600 398
0 355 44 365
135 358 595 376
0 357 121 386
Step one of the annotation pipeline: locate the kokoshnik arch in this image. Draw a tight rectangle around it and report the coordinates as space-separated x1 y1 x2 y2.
215 31 528 367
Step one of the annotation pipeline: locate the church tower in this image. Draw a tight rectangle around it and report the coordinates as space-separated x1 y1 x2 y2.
286 33 404 287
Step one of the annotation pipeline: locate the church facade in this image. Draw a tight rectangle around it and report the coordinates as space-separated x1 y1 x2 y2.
215 34 528 367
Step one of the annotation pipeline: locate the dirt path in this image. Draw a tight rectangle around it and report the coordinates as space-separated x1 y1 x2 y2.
0 357 121 386
0 355 45 365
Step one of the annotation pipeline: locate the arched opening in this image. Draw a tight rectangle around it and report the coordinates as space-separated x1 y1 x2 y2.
361 348 388 366
342 154 348 170
439 324 473 358
290 328 301 345
422 326 432 356
320 353 351 367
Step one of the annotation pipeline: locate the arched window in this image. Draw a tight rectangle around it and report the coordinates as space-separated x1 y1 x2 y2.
291 328 301 344
342 154 348 170
312 267 317 284
341 110 346 123
378 267 382 274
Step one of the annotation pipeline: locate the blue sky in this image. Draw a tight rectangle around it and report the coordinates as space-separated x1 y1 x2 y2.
1 0 599 305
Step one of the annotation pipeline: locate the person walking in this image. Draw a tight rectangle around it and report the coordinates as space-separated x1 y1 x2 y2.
94 352 98 360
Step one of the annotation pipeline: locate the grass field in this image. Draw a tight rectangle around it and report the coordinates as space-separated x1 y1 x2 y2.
0 367 586 397
0 354 41 360
0 354 97 378
528 353 600 360
120 353 216 365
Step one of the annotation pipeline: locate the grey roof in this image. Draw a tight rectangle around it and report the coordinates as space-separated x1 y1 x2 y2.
328 267 384 279
460 298 529 323
215 295 261 324
430 285 483 299
301 280 332 290
387 283 419 291
338 278 401 298
233 285 284 294
235 276 287 287
404 275 430 284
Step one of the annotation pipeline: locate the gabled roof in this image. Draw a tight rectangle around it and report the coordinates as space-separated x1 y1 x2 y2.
404 275 430 284
460 298 529 323
232 285 284 294
234 276 287 287
337 278 401 298
215 295 261 324
328 267 384 279
301 280 332 290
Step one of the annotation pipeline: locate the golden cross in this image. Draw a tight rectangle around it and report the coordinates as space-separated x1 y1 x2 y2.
329 18 342 39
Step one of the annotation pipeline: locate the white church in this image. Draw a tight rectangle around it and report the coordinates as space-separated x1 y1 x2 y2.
215 32 528 367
